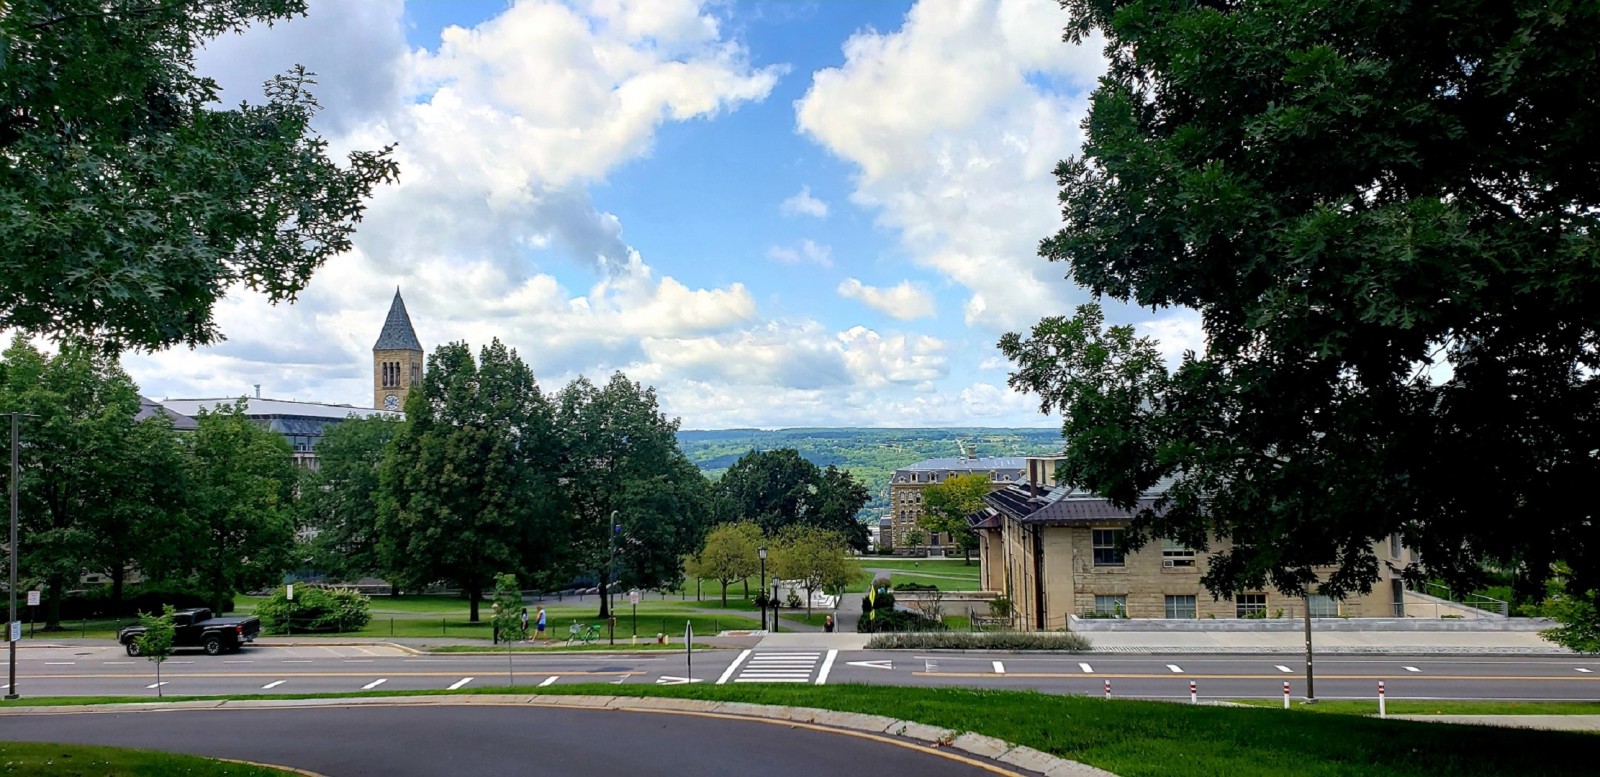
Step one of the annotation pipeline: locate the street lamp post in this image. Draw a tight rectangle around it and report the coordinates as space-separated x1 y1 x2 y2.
757 546 767 631
7 412 20 699
607 510 619 645
772 579 780 634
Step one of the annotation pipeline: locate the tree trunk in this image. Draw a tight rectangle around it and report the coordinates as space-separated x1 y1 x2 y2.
44 577 64 630
720 580 729 608
110 566 126 612
468 587 481 622
806 587 813 617
598 575 611 619
964 546 972 565
389 584 400 597
743 578 749 599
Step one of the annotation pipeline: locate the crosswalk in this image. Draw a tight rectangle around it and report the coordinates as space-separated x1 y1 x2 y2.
718 650 835 684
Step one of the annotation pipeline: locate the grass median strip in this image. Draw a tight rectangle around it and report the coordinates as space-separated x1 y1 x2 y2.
5 685 1598 776
1232 699 1600 716
0 742 294 775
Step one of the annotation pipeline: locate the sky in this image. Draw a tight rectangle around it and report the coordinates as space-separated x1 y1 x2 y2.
123 0 1203 429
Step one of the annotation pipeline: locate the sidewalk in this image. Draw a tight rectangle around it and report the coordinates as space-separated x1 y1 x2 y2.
1390 715 1600 732
1084 629 1569 654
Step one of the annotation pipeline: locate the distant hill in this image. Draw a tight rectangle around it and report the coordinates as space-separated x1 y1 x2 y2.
674 427 1064 520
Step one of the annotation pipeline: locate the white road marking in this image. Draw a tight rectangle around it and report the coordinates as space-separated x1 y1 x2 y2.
1167 664 1184 673
611 676 627 685
716 650 753 685
845 660 893 670
815 650 838 685
992 661 1005 674
734 678 808 683
539 676 559 687
1275 665 1293 673
1403 666 1421 673
656 676 704 685
146 682 167 689
1079 663 1094 674
261 681 286 690
447 677 474 690
1578 668 1594 673
361 679 387 690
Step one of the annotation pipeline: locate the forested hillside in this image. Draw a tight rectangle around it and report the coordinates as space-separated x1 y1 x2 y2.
675 428 1064 520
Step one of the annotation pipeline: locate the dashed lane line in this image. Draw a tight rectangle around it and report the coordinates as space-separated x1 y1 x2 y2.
1275 665 1293 673
261 681 286 690
539 676 559 687
447 677 473 690
1404 666 1422 673
992 661 1005 675
1079 663 1093 674
1167 664 1184 673
361 679 387 690
146 682 167 689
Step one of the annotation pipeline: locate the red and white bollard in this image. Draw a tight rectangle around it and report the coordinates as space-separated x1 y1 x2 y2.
1189 680 1197 705
1283 681 1291 709
1103 679 1110 700
1378 680 1387 718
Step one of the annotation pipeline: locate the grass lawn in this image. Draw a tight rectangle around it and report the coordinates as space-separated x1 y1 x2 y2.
0 742 287 775
854 558 980 572
5 685 1596 776
1233 699 1600 716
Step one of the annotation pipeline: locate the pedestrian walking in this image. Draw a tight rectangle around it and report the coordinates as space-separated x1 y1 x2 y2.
535 606 547 641
823 614 835 633
520 607 530 640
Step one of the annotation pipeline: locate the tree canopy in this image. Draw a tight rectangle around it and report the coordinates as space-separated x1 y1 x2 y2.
302 414 403 583
685 522 763 607
1004 1 1600 603
0 0 398 351
714 449 871 551
919 472 989 564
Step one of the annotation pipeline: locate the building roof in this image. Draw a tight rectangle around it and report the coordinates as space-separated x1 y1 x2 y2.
983 479 1173 526
160 397 402 421
892 456 1028 484
135 396 198 431
373 288 423 352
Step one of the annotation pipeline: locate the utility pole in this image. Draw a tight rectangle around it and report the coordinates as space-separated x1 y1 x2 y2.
8 412 21 699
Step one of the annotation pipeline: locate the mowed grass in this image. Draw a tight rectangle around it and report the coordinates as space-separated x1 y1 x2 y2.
1233 699 1600 716
4 685 1596 777
0 742 288 775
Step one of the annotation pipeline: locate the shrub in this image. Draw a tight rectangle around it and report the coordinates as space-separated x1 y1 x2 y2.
1541 592 1600 653
856 609 943 633
865 631 1093 651
753 591 770 608
987 595 1013 617
893 582 939 592
55 583 230 619
785 590 803 609
256 586 371 634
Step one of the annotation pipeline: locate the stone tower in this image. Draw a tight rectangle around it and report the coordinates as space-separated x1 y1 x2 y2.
373 288 424 412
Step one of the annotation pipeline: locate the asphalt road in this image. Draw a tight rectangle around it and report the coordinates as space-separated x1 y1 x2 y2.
4 644 1598 702
1 704 1019 776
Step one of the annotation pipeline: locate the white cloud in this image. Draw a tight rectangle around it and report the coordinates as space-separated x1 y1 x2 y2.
768 239 834 267
1137 311 1206 364
837 278 936 320
796 0 1106 332
780 185 829 217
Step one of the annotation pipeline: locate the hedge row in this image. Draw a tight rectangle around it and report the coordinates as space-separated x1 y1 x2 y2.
864 631 1093 651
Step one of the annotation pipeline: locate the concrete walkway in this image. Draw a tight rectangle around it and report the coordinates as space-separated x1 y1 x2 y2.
1085 629 1568 654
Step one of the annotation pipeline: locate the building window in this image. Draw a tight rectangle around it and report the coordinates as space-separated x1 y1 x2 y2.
1161 538 1196 568
1236 593 1267 618
1094 595 1127 617
410 363 420 384
1092 529 1125 566
1165 595 1197 619
1308 595 1339 618
1389 533 1403 560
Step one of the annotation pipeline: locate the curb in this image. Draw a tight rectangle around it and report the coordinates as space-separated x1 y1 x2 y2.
0 694 1118 776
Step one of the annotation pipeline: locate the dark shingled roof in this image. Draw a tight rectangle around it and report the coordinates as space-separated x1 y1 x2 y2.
373 289 422 351
135 396 198 431
982 480 1173 526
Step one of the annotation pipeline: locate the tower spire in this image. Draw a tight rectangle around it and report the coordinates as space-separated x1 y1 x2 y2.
373 288 422 352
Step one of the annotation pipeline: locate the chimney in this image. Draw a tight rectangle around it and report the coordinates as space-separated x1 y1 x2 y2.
1028 459 1038 498
254 384 261 399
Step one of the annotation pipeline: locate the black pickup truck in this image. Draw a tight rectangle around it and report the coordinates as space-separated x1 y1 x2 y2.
118 608 261 656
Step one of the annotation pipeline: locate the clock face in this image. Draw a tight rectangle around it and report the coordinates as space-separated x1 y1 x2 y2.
384 394 399 411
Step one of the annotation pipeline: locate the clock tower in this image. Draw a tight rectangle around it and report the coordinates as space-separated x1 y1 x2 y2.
373 288 424 412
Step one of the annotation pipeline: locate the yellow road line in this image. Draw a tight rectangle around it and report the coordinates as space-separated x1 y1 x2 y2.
915 672 1600 682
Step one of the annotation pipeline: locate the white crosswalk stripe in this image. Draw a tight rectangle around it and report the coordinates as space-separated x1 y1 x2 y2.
731 650 824 683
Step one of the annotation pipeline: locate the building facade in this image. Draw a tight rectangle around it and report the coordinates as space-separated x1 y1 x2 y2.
373 288 425 412
888 456 1029 553
972 458 1410 629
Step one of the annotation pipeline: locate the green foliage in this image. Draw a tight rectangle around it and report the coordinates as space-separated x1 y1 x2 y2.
183 401 297 613
1005 1 1600 604
136 604 176 697
902 529 926 550
683 522 763 607
864 631 1091 651
489 573 525 645
919 472 989 559
771 525 861 614
1541 592 1600 654
302 415 404 581
712 449 871 550
554 372 709 618
0 0 399 352
892 582 939 592
378 340 562 622
255 586 371 635
856 609 942 633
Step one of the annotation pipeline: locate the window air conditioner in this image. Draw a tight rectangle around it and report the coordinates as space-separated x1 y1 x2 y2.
1162 559 1176 568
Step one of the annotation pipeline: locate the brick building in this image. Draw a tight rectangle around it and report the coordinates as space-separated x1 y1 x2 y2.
888 456 1028 553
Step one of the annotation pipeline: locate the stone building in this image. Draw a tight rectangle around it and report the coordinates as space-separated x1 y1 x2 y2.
373 288 425 412
888 455 1027 553
971 457 1411 629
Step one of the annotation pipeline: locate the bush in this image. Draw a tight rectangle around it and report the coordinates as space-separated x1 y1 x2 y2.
785 591 803 609
865 631 1093 651
1541 592 1600 653
893 582 939 592
255 586 371 634
753 591 770 608
861 590 896 614
856 609 943 633
54 583 231 619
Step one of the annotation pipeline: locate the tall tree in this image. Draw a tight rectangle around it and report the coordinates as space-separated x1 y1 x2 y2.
685 522 763 607
714 450 869 550
556 372 709 619
1004 1 1600 606
0 336 185 627
183 401 298 612
91 411 189 606
772 525 858 617
303 415 403 584
920 472 989 564
378 340 560 622
0 0 398 351
814 464 871 552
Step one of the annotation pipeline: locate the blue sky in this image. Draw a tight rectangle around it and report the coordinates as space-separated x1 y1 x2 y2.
128 0 1200 428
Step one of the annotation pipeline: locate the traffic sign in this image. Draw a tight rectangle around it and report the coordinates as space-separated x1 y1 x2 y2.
8 621 19 642
26 590 40 607
629 590 640 605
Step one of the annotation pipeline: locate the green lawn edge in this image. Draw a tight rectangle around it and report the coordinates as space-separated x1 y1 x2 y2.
1232 698 1600 716
0 741 291 775
5 685 1598 776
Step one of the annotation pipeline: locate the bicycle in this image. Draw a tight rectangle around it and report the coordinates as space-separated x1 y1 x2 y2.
567 622 601 645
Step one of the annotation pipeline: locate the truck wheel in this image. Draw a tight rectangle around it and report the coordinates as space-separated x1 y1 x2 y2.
125 641 143 657
203 636 223 656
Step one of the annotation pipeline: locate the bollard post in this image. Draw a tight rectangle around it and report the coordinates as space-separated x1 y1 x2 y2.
1283 681 1291 709
1378 680 1387 718
1189 680 1197 704
1103 679 1110 700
